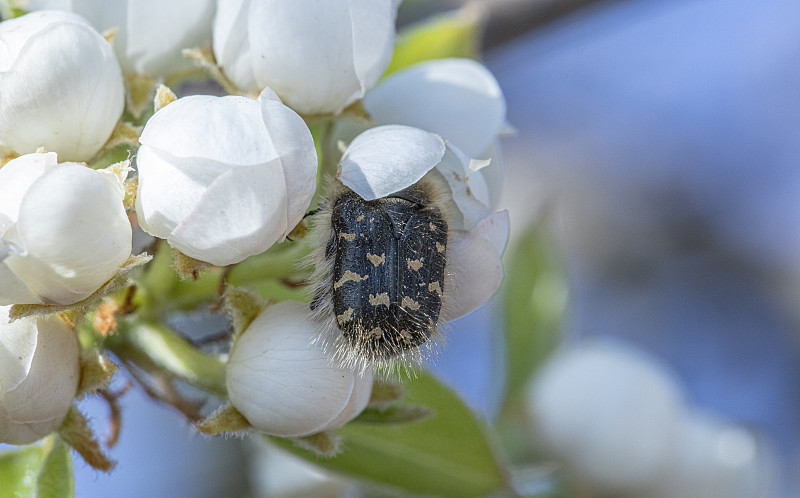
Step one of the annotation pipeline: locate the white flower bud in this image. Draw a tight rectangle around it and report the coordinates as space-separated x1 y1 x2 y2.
25 0 216 77
213 0 397 115
226 300 373 437
135 89 317 266
527 342 687 495
0 10 124 162
0 306 80 445
0 152 132 305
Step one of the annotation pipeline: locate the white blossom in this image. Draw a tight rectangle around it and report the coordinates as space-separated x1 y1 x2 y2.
659 414 774 498
0 306 80 445
0 10 124 162
135 89 317 266
24 0 216 77
213 0 397 116
226 300 373 437
363 58 508 208
337 125 509 320
527 342 686 494
0 152 132 305
527 341 775 497
364 58 506 158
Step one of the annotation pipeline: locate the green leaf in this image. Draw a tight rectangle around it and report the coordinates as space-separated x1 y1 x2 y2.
0 1 27 19
501 221 566 411
37 440 74 498
0 445 46 498
494 221 566 465
272 372 510 497
350 404 433 425
385 6 484 76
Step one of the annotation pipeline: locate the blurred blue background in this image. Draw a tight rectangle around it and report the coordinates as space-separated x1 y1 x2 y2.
492 0 800 494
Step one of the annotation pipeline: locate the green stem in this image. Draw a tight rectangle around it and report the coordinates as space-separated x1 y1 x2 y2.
135 238 312 320
112 318 227 397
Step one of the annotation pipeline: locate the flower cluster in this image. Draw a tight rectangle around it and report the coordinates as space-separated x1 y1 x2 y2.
0 0 510 475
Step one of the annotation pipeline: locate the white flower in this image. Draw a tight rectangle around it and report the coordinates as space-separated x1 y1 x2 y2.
226 300 373 437
661 414 774 498
24 0 216 77
0 152 132 305
0 306 80 445
527 341 776 497
135 88 318 266
0 10 124 162
364 58 507 158
527 342 687 494
337 124 509 320
363 58 508 209
213 0 397 116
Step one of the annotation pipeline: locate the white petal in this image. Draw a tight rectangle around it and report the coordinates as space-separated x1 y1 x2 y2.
9 164 131 304
0 152 54 230
32 1 132 73
1 313 79 444
0 306 38 393
0 264 42 305
124 0 215 76
247 0 359 115
227 301 360 437
134 145 219 239
339 125 445 200
364 58 506 157
139 95 273 165
26 1 215 77
0 12 45 70
442 210 509 321
0 12 124 161
436 144 492 231
168 162 288 266
257 86 282 104
319 367 373 432
347 0 397 98
479 140 506 210
213 0 258 91
260 96 318 234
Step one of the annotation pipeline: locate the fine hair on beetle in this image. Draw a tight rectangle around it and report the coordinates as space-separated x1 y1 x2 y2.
304 171 457 373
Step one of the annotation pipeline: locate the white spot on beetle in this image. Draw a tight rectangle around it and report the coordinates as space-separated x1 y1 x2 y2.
369 292 390 307
407 258 424 271
366 252 386 266
334 270 368 289
401 296 421 311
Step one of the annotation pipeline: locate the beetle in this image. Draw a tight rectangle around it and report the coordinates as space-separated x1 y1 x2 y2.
307 176 449 368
